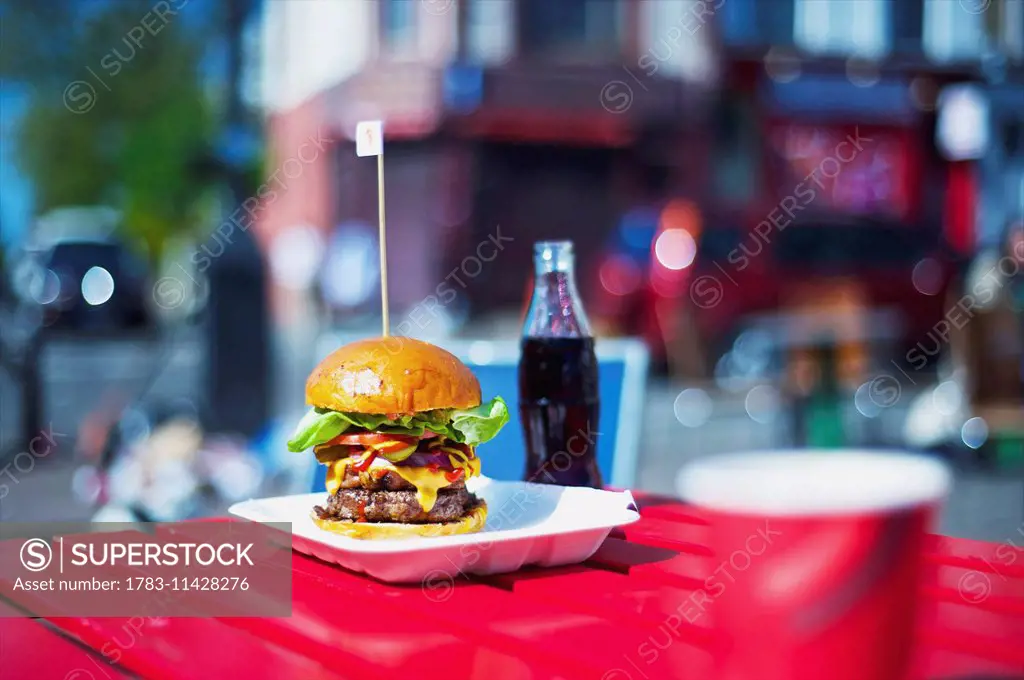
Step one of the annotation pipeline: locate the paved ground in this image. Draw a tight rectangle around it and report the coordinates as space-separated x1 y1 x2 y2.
639 381 1024 543
1 334 1022 544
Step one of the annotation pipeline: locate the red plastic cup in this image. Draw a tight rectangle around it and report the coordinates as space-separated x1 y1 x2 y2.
677 450 951 680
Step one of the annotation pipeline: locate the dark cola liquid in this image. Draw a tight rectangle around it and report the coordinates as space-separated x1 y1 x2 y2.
519 337 602 487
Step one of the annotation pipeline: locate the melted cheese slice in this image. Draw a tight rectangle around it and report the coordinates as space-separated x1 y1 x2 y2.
324 458 349 496
388 465 452 513
444 447 481 479
323 450 481 513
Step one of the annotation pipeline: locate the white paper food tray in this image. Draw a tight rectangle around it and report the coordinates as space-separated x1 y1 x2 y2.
229 477 640 583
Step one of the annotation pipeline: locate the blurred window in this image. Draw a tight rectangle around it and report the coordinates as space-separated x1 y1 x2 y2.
774 223 938 270
520 0 623 59
923 0 988 61
712 99 759 205
794 0 890 58
382 0 418 55
891 0 925 54
697 226 744 262
1007 120 1024 157
1000 0 1024 61
640 0 717 83
719 0 758 45
720 0 794 46
466 0 514 64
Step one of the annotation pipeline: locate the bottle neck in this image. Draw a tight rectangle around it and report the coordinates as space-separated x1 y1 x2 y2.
524 242 592 338
534 246 575 276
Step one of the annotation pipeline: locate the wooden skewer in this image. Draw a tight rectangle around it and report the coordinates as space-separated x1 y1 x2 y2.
377 147 389 337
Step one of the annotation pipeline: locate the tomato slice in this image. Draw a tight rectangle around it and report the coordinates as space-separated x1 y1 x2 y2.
327 432 418 447
444 469 464 483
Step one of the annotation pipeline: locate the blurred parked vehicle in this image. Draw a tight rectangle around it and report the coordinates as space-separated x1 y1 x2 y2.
33 239 151 332
593 205 958 379
691 216 958 364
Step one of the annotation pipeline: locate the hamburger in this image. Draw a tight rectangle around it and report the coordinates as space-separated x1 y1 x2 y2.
287 337 509 539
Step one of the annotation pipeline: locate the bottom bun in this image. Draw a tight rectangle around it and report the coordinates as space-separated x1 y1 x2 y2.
310 501 487 540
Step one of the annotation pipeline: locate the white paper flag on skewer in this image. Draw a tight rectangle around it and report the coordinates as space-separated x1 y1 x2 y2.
356 118 389 335
356 120 383 157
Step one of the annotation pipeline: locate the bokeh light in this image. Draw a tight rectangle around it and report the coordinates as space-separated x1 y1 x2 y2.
912 258 944 296
654 229 697 271
30 268 61 305
467 340 495 365
270 225 324 291
599 254 641 296
745 384 780 424
961 417 989 449
81 266 115 306
321 227 377 307
659 199 702 239
674 388 713 428
846 58 880 87
764 48 801 83
932 380 963 416
854 381 882 418
910 76 938 111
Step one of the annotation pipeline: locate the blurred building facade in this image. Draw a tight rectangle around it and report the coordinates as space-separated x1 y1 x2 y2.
691 0 1024 379
256 0 719 325
713 0 1023 246
255 0 1024 361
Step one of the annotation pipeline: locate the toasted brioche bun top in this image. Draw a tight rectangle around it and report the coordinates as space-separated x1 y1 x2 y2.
305 337 481 414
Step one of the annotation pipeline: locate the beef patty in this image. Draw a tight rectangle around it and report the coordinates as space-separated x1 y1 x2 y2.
315 487 479 523
334 465 466 492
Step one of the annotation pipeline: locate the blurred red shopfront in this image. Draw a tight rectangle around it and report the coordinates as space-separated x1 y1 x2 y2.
677 64 978 376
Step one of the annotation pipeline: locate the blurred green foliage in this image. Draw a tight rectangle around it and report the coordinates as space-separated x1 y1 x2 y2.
1 0 243 262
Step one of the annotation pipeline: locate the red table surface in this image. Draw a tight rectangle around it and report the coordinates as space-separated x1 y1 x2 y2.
2 492 1023 680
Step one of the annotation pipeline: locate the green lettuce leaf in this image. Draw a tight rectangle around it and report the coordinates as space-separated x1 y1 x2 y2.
286 409 354 452
287 397 509 452
449 397 510 446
